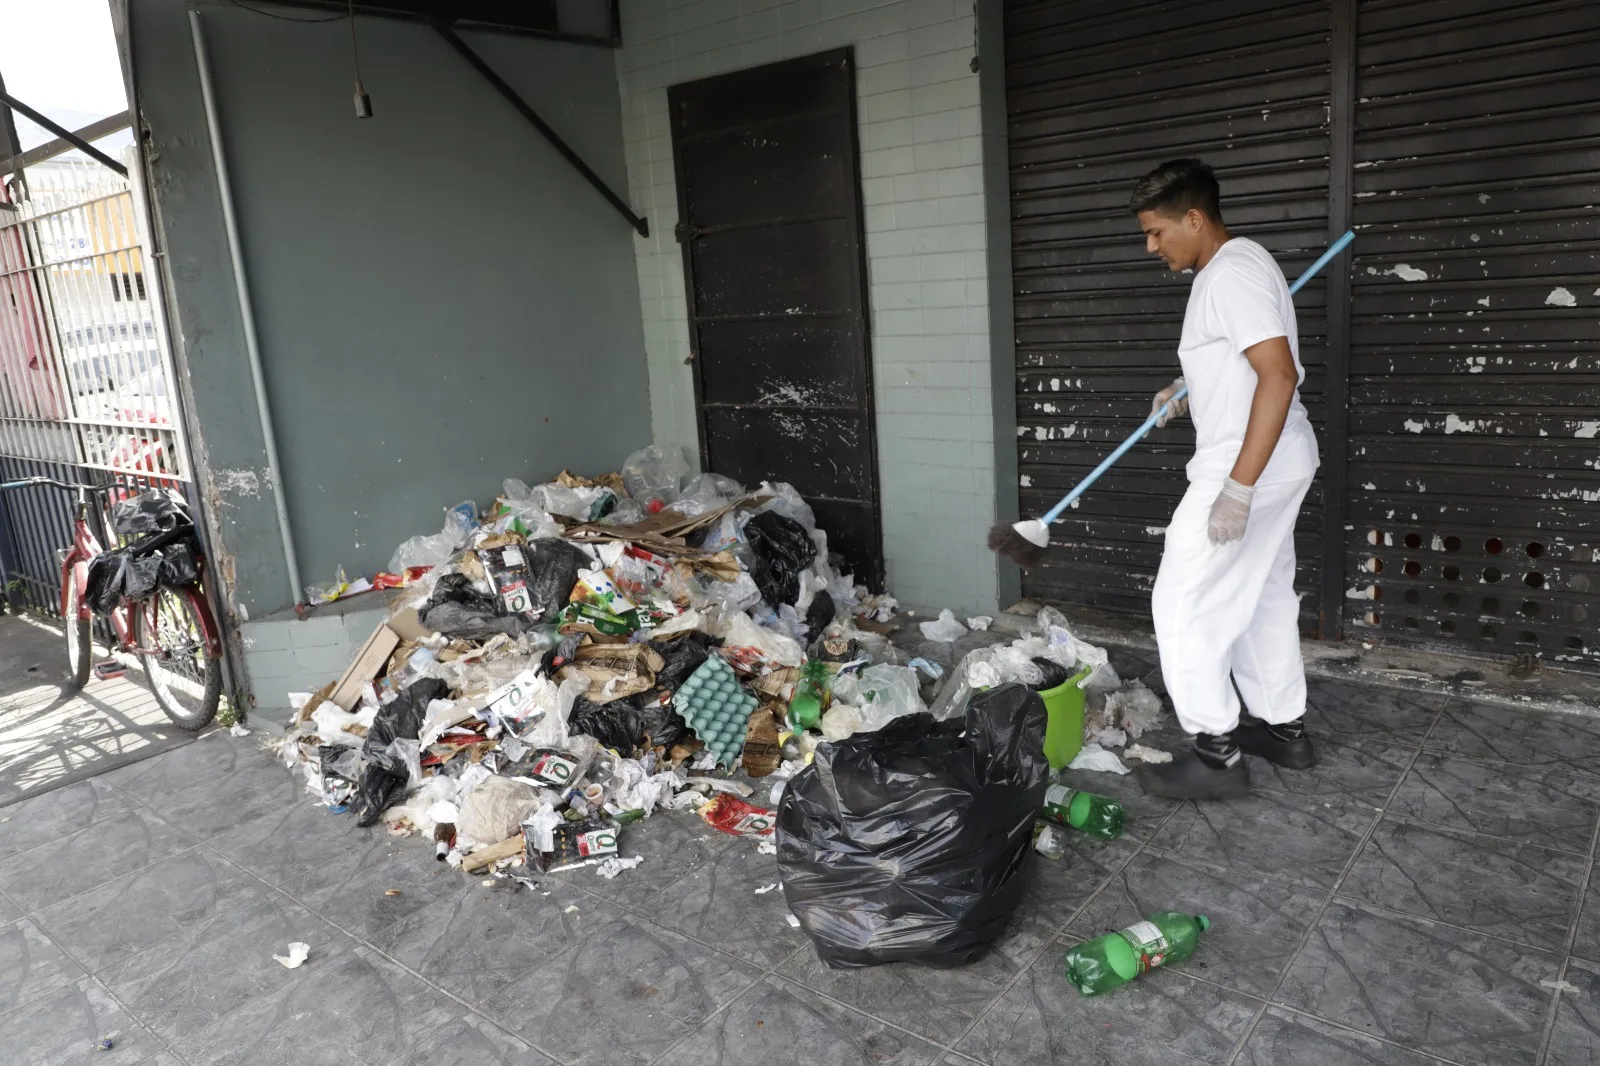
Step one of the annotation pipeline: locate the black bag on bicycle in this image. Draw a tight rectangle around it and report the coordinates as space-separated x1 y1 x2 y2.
111 489 189 539
156 539 201 587
85 552 129 616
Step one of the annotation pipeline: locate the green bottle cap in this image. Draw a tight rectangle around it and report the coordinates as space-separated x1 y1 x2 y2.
1196 915 1211 932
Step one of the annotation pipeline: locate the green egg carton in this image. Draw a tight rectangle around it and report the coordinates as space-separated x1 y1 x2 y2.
674 655 757 767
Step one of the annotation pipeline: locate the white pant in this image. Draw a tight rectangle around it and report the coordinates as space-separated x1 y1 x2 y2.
1151 475 1314 736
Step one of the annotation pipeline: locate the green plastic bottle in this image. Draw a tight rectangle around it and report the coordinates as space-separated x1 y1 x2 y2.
1065 913 1211 995
1042 784 1125 840
788 660 830 731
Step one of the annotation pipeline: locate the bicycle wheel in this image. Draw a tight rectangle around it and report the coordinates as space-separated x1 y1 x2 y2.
133 585 222 730
62 576 92 690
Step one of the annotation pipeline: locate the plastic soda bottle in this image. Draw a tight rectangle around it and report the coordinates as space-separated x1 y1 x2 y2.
788 660 830 731
1042 784 1125 840
1065 913 1210 995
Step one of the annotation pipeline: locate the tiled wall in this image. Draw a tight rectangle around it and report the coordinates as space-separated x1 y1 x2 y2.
616 0 1000 613
239 598 390 724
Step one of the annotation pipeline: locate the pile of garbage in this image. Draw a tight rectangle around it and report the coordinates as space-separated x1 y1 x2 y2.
276 444 1168 889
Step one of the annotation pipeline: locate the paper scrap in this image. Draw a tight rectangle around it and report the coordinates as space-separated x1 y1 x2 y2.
1124 744 1172 765
966 616 993 631
757 840 777 855
229 723 251 737
273 942 310 969
564 904 580 914
594 856 645 880
786 914 801 928
755 882 780 895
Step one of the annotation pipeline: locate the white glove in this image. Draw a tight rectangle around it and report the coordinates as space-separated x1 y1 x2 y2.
1151 378 1188 428
1208 478 1255 545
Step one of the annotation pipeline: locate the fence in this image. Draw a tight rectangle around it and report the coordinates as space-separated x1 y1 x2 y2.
0 151 191 617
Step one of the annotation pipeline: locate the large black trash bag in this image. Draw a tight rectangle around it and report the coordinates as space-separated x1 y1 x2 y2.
649 631 718 694
527 538 591 622
745 511 817 608
568 694 689 756
421 573 532 640
354 678 449 828
110 489 188 538
85 552 129 616
776 683 1050 968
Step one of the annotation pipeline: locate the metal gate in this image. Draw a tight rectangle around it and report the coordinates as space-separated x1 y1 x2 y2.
1001 0 1600 667
0 151 191 616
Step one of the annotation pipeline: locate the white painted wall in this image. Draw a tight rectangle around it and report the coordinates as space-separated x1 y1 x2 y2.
616 0 1000 613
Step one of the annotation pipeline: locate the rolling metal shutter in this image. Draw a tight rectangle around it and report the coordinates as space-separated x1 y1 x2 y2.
1003 0 1336 634
1346 0 1600 665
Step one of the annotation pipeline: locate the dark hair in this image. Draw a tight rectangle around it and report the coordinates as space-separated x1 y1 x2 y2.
1129 158 1222 221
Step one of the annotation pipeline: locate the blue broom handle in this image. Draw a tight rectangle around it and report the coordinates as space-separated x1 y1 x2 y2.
1038 229 1356 527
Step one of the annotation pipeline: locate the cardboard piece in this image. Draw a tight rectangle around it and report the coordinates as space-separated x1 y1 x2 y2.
329 624 402 711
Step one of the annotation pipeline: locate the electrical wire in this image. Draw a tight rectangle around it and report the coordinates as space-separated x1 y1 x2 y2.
347 0 363 81
219 0 349 23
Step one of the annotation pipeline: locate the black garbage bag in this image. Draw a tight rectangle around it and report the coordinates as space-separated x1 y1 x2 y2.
1030 657 1073 691
568 694 689 756
110 489 188 538
354 678 449 828
421 573 534 640
776 683 1049 969
527 538 591 622
85 551 128 616
649 631 718 694
124 554 163 600
745 511 817 608
804 590 836 642
157 539 201 587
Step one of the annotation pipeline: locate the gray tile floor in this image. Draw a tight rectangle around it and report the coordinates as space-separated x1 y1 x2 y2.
3 663 1600 1065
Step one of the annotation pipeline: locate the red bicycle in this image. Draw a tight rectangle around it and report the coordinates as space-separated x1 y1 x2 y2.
0 476 223 730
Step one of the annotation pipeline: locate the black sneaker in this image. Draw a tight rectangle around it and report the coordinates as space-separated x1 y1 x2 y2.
1236 716 1316 770
1136 749 1249 800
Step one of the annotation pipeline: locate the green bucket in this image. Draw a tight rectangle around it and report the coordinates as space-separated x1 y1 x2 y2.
1039 663 1094 771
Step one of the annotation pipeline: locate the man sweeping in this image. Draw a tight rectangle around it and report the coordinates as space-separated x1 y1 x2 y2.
1129 159 1319 799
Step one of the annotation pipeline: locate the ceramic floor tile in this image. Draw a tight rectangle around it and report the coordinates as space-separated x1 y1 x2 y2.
368 876 595 1005
956 945 1260 1065
1069 847 1324 998
0 806 194 914
645 835 808 967
778 919 1054 1046
1546 956 1600 1066
0 888 19 925
179 945 463 1066
1239 1008 1454 1065
1148 790 1375 892
209 801 464 940
1573 879 1600 964
1011 836 1141 931
92 890 351 1045
484 897 762 1066
546 809 738 913
1278 899 1556 1066
1247 733 1416 806
1304 680 1448 742
1339 818 1585 951
662 974 946 1066
103 732 298 842
32 846 272 974
390 1012 558 1066
0 917 87 1014
1047 765 1184 843
1389 750 1600 854
0 976 164 1066
0 778 134 860
1424 702 1600 776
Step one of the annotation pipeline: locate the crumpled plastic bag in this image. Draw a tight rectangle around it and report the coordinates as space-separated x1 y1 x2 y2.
621 444 692 508
748 481 815 532
354 678 448 827
720 610 804 669
777 685 1050 968
744 511 818 608
1067 741 1130 775
504 479 611 522
568 695 688 756
458 775 544 845
919 609 968 643
689 572 763 615
1105 681 1164 739
667 472 742 517
388 509 475 575
854 663 927 733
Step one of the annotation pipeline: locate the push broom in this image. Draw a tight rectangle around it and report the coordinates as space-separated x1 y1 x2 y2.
989 229 1357 568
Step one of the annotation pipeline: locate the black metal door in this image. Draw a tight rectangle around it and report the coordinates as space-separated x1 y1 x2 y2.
1002 0 1336 634
669 49 883 589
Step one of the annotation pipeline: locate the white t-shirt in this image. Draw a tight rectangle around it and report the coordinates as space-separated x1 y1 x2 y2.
1177 237 1320 484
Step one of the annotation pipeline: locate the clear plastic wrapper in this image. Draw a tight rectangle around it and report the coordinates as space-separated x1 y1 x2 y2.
918 609 968 643
388 509 475 575
854 663 927 732
621 444 691 507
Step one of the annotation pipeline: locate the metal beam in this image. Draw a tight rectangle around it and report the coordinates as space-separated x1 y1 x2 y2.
0 91 129 178
0 111 132 178
433 22 648 237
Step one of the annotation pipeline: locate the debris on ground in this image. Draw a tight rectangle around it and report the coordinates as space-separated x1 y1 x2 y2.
272 942 310 969
275 446 1171 946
